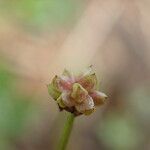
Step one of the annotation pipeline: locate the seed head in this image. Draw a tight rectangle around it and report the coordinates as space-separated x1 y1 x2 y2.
48 66 107 116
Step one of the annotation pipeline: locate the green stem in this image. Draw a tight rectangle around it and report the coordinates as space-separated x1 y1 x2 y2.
57 112 75 150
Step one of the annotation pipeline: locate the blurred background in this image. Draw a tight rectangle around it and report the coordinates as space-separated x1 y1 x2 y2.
0 0 150 150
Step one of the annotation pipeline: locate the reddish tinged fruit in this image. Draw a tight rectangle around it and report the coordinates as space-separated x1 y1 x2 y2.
48 66 108 116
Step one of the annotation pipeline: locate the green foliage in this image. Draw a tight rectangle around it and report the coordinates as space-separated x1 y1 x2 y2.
128 87 150 121
96 113 142 150
0 61 38 149
0 0 82 30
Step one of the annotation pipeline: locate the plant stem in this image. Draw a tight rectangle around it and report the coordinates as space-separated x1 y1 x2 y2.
57 112 75 150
